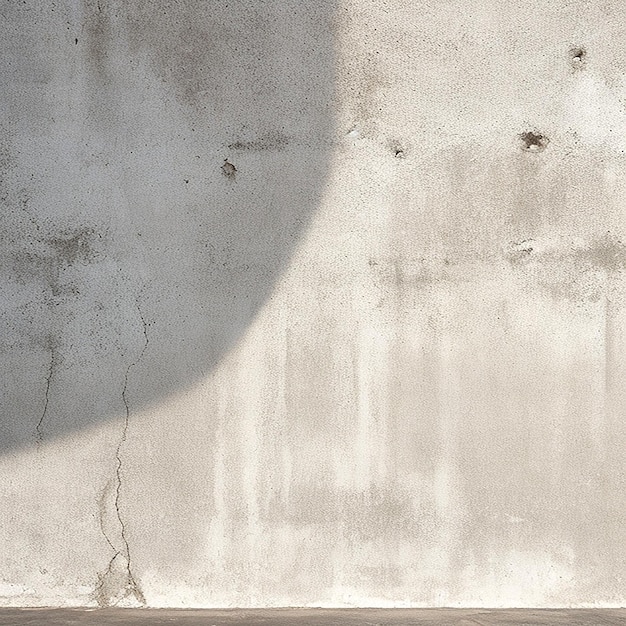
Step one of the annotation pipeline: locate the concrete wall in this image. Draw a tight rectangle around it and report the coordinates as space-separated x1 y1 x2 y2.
1 0 625 608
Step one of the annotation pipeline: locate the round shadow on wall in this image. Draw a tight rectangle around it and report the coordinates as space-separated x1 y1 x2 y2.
0 0 337 451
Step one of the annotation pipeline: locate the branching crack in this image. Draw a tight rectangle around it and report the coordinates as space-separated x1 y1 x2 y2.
94 551 122 607
97 299 149 607
35 347 55 447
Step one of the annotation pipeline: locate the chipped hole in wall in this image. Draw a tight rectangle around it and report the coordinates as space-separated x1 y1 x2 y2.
519 131 549 152
387 138 406 158
569 46 586 69
507 239 535 263
221 159 236 180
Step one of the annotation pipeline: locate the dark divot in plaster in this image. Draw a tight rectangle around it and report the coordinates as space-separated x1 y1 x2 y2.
519 131 549 152
221 159 237 180
385 138 407 159
570 46 587 70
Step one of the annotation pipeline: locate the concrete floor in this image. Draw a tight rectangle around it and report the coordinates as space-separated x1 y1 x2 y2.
0 609 624 625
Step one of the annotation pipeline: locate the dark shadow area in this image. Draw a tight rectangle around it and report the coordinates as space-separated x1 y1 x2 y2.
0 0 337 451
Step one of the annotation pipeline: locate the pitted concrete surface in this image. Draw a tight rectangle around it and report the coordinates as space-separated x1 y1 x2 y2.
0 609 625 626
2 0 626 609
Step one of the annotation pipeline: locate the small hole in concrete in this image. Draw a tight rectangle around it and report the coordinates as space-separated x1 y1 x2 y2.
519 131 549 152
221 159 237 180
570 46 586 68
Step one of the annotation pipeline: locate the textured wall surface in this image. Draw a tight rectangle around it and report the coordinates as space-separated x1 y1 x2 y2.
1 0 625 608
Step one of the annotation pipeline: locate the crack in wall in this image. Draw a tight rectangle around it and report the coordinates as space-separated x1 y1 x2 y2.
94 551 123 607
97 478 119 553
96 300 149 607
35 347 55 448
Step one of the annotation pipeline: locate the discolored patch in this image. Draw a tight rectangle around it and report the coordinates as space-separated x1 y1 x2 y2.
282 483 421 541
505 234 626 301
47 227 103 266
369 255 460 291
228 130 289 152
9 225 107 297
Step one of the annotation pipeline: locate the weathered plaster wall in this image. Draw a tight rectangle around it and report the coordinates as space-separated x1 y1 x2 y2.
1 0 625 608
